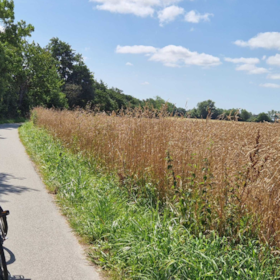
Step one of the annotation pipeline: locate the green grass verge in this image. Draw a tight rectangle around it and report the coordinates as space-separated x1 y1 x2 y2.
19 122 280 280
0 117 27 124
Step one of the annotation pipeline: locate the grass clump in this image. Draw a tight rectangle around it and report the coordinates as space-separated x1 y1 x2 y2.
19 122 280 279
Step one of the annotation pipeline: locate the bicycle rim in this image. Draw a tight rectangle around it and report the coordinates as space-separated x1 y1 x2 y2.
0 242 8 280
0 208 7 238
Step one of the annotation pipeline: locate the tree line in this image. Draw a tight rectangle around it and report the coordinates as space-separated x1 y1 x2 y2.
0 1 178 118
187 100 278 122
0 0 277 122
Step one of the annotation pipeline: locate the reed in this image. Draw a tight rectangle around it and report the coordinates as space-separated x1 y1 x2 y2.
32 107 280 247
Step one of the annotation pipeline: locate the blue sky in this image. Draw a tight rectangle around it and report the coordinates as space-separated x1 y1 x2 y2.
14 0 280 113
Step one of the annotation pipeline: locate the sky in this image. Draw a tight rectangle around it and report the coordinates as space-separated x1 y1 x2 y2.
13 0 280 113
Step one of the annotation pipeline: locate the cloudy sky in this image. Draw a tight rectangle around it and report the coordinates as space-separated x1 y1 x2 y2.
14 0 280 113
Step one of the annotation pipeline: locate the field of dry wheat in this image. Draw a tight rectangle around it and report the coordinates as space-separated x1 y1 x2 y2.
32 107 280 246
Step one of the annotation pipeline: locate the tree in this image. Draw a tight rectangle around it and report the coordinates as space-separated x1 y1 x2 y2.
70 62 95 106
47 38 95 107
145 96 165 110
63 84 83 108
213 108 224 119
144 96 176 114
46 37 77 81
0 0 34 118
240 109 252 121
221 109 240 121
176 107 187 116
19 43 67 112
255 113 272 122
0 8 66 117
0 1 34 48
188 108 199 118
197 100 216 119
267 110 280 122
93 89 118 111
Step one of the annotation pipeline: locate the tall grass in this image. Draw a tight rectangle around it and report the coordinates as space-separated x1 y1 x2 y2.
32 107 280 247
19 122 280 279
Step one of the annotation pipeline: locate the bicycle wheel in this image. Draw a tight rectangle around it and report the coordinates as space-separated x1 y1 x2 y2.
0 240 8 280
0 208 7 238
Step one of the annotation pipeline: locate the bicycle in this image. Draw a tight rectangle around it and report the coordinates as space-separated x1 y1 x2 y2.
0 207 9 280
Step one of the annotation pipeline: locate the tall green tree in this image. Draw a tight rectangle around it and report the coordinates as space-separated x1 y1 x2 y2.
197 100 216 119
240 109 252 121
94 89 118 111
176 107 187 116
145 96 176 113
46 37 76 81
70 60 95 107
19 43 67 113
255 113 272 122
0 2 67 117
0 0 34 117
47 38 95 107
93 81 144 111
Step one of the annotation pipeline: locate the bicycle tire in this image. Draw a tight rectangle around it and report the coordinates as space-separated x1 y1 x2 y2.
0 240 8 280
0 208 7 238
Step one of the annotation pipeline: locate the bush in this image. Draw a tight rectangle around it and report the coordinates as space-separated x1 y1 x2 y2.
255 113 272 122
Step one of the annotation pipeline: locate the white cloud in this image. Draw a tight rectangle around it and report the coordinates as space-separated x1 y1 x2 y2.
149 45 220 67
85 47 90 51
90 0 181 18
260 83 280 88
142 81 150 85
126 62 133 66
160 0 182 5
235 32 280 50
262 55 267 60
267 54 280 66
185 10 213 23
236 64 268 75
224 57 260 64
267 74 280 80
116 44 221 67
83 56 89 61
95 2 154 17
190 27 194 32
158 5 184 25
0 25 5 33
224 57 269 75
116 45 157 54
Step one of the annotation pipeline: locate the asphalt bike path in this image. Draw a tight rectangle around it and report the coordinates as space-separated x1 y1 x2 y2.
0 124 102 280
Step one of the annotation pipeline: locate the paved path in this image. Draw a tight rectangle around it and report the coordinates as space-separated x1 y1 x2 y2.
0 124 102 280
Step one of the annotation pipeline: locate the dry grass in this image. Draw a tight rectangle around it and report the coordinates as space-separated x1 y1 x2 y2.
32 107 280 247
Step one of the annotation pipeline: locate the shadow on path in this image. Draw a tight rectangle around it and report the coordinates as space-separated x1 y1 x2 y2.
0 173 38 202
9 276 31 280
0 124 21 130
0 123 21 140
2 247 31 279
5 247 16 266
